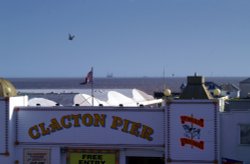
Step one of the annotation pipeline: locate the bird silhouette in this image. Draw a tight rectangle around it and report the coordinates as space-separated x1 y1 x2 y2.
68 33 75 40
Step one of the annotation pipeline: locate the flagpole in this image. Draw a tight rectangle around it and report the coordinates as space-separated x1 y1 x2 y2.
91 67 94 106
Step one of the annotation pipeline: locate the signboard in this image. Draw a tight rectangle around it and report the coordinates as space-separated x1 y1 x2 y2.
24 149 50 164
166 101 218 162
16 108 164 146
68 151 118 164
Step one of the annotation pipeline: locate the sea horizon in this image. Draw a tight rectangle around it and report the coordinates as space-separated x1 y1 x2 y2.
7 76 247 96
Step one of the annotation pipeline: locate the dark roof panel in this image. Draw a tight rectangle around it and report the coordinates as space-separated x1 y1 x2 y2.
240 78 250 84
179 76 213 99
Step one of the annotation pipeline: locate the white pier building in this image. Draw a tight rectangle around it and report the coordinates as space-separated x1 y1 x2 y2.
0 76 249 164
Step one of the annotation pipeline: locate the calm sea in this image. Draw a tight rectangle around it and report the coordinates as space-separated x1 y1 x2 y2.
10 77 246 94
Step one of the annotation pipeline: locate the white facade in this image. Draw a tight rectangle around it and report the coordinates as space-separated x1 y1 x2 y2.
221 90 240 99
1 96 250 164
0 96 28 164
220 111 250 164
1 98 166 164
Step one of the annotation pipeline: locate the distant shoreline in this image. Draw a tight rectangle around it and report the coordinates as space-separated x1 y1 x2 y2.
8 76 247 95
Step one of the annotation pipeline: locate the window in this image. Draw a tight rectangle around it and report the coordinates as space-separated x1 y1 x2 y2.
240 124 250 145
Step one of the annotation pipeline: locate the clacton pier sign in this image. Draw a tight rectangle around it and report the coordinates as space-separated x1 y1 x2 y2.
28 113 154 141
16 107 164 146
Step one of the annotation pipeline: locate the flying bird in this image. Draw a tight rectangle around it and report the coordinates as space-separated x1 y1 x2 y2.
68 33 75 40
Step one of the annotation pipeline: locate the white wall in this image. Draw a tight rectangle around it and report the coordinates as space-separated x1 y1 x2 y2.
220 111 250 164
166 100 220 163
0 99 11 164
0 96 28 164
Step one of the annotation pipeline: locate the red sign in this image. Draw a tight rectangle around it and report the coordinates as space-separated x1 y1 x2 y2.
180 114 204 150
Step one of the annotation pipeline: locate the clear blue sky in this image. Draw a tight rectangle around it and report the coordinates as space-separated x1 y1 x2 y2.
1 0 250 77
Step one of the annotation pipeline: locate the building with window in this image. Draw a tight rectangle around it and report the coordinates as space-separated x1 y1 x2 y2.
220 109 250 163
220 83 240 99
240 78 250 98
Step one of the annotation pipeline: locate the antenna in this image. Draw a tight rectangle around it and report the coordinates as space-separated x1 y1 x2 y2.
163 67 166 90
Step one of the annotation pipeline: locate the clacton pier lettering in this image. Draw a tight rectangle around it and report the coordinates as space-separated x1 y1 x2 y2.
110 116 154 141
28 113 106 139
28 113 154 141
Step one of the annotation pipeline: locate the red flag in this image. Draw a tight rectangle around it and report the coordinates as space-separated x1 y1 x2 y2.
80 68 93 85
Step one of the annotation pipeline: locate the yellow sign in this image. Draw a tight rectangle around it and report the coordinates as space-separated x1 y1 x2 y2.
69 152 117 164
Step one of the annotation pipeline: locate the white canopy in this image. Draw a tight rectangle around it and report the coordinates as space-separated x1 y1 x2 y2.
28 98 59 106
73 89 163 107
107 91 138 107
132 88 154 102
74 93 109 106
